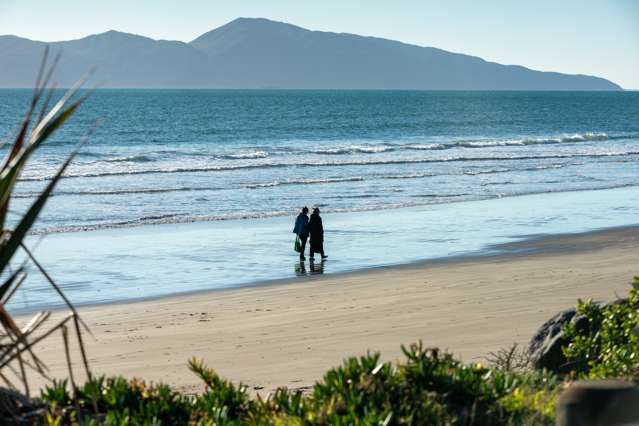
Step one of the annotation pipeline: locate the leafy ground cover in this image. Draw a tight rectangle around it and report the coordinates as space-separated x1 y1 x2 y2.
40 343 560 425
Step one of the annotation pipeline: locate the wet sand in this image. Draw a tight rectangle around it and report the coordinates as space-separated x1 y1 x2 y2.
27 226 638 394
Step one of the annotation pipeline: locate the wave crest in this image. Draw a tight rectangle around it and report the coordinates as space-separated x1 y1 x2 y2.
220 151 269 160
103 155 155 163
311 145 394 155
245 176 365 189
18 149 639 182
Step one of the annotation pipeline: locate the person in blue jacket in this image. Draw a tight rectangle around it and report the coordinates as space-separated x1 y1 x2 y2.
293 207 310 261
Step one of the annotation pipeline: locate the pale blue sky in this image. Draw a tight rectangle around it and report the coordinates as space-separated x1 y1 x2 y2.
1 0 637 88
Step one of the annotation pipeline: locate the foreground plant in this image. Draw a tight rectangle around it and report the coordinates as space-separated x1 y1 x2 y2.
41 343 560 425
562 276 639 379
0 49 96 418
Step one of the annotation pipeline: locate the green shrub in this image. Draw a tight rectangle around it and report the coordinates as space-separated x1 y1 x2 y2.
44 376 193 425
562 277 639 379
41 343 559 425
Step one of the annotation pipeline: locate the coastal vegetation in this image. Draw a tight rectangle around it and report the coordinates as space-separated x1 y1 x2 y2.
562 276 639 379
41 343 560 425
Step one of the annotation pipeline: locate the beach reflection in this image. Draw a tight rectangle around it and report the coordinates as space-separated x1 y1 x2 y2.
294 261 325 276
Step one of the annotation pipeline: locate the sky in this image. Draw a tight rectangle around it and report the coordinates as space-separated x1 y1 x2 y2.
1 0 638 89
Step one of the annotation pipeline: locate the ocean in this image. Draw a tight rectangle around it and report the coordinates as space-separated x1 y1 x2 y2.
1 89 638 311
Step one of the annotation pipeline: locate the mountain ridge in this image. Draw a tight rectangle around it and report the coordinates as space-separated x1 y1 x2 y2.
0 18 622 90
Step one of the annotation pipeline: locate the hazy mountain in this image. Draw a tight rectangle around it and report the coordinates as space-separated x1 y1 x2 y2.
0 18 622 90
0 31 213 88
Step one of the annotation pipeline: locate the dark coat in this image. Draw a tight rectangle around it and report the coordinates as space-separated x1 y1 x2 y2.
308 213 324 247
293 214 309 237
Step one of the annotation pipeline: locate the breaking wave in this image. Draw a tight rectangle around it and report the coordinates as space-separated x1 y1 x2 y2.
305 132 613 154
12 162 572 199
219 151 269 160
244 176 365 189
310 145 395 155
30 182 639 235
18 149 639 182
101 155 155 163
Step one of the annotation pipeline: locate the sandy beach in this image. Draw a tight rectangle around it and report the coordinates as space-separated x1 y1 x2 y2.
27 226 638 395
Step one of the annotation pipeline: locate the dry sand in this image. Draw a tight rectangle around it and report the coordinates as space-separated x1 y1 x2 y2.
27 226 638 394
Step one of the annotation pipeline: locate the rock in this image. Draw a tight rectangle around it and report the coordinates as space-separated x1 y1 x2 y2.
0 387 44 425
527 299 627 374
556 380 639 426
528 307 583 374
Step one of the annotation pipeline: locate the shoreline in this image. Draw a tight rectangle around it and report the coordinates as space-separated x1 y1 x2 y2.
12 184 639 313
27 183 639 236
27 225 639 394
13 222 638 316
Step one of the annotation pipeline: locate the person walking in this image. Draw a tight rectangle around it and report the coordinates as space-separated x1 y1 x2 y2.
308 207 328 261
293 207 310 261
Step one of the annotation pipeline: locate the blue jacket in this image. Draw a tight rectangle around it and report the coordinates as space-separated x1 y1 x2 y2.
293 214 309 237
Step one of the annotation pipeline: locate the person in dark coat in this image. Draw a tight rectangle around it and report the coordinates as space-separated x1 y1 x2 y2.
292 207 309 260
308 207 328 260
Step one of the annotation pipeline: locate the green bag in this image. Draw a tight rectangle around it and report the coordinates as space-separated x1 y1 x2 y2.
294 236 301 253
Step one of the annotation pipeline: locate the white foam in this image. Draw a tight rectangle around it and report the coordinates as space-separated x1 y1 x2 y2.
222 151 269 160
